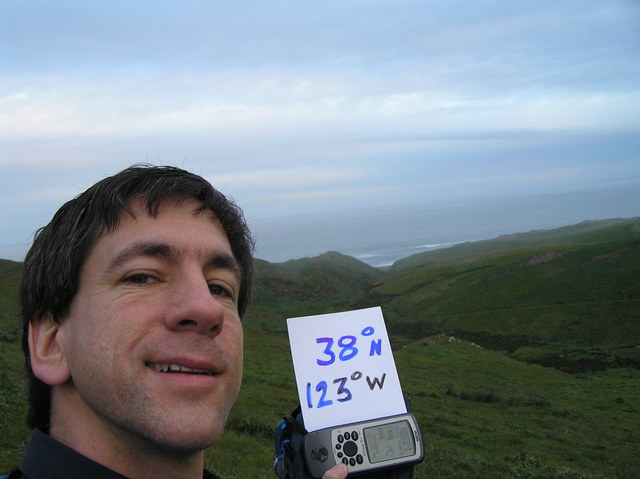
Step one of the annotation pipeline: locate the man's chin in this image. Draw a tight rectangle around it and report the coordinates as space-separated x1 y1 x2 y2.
129 419 225 456
148 431 220 456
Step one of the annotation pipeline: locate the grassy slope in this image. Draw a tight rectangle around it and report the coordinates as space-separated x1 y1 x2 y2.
0 341 28 468
210 330 639 479
390 217 640 271
378 240 640 344
211 219 640 478
0 259 21 341
371 220 640 372
1 220 639 477
247 252 382 330
0 260 28 466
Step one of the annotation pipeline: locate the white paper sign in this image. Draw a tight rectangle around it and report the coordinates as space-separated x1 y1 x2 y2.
287 306 407 432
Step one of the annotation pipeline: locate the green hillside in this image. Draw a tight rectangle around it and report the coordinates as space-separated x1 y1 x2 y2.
0 260 26 466
0 259 21 342
369 218 640 373
212 330 639 479
1 218 639 478
247 251 382 329
391 217 640 270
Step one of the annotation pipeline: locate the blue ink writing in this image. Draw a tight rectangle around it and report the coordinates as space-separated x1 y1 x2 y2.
361 326 375 336
369 338 382 356
316 337 335 366
305 371 387 408
315 327 383 366
338 335 358 361
306 381 333 408
333 377 352 402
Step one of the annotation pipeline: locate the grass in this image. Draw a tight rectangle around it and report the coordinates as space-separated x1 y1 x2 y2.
0 259 21 343
204 331 640 478
0 341 29 468
0 260 28 467
395 336 639 478
373 235 640 374
1 218 639 477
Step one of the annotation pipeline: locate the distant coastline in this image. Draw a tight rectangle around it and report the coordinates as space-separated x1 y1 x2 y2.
250 183 640 267
2 182 639 267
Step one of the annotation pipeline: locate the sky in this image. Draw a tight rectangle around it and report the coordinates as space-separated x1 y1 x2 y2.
1 0 639 261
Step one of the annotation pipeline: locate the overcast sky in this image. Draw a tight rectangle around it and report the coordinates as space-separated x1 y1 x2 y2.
1 0 639 260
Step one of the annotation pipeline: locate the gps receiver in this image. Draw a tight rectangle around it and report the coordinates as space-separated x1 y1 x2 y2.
303 413 423 478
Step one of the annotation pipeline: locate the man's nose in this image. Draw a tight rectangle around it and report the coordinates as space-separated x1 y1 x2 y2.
163 272 225 336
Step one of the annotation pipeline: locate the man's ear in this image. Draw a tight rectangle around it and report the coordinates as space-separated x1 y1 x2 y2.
29 317 71 386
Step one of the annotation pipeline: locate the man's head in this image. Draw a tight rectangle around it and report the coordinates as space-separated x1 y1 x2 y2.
20 164 254 440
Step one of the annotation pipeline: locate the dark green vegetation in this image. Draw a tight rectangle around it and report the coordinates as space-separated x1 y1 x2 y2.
1 218 639 477
0 260 28 466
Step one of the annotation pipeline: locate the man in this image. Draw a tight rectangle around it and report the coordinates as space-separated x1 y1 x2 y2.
11 165 348 479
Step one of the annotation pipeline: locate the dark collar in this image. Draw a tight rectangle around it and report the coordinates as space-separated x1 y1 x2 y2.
20 429 220 479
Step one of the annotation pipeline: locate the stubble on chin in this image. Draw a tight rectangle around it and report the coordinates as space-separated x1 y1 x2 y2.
81 372 238 456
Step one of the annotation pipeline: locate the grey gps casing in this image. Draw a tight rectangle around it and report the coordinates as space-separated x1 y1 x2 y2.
303 413 423 478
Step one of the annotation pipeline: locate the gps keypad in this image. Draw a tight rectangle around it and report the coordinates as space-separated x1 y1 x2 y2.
335 429 364 466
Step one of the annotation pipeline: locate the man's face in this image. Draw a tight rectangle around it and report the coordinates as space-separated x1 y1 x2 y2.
55 199 243 452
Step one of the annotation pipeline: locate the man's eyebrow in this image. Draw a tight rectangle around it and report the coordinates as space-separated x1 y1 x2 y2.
106 242 177 273
105 241 241 281
205 252 241 282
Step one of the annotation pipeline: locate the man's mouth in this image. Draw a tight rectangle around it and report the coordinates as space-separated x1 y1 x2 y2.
146 362 216 376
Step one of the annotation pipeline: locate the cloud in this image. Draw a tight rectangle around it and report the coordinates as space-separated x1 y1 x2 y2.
0 0 639 256
4 185 82 206
2 69 636 160
204 165 381 211
1 0 638 165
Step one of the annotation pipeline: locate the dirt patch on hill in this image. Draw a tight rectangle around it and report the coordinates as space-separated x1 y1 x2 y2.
520 250 575 267
589 247 630 263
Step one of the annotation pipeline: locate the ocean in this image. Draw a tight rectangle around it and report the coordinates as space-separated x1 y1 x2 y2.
248 182 640 268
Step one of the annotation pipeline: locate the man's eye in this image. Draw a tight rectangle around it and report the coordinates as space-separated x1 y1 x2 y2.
124 274 154 285
209 283 232 298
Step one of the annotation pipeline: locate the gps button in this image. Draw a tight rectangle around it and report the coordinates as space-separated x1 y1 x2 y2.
343 440 358 457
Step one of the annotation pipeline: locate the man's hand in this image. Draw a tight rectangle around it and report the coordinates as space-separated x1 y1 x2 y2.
322 463 349 479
